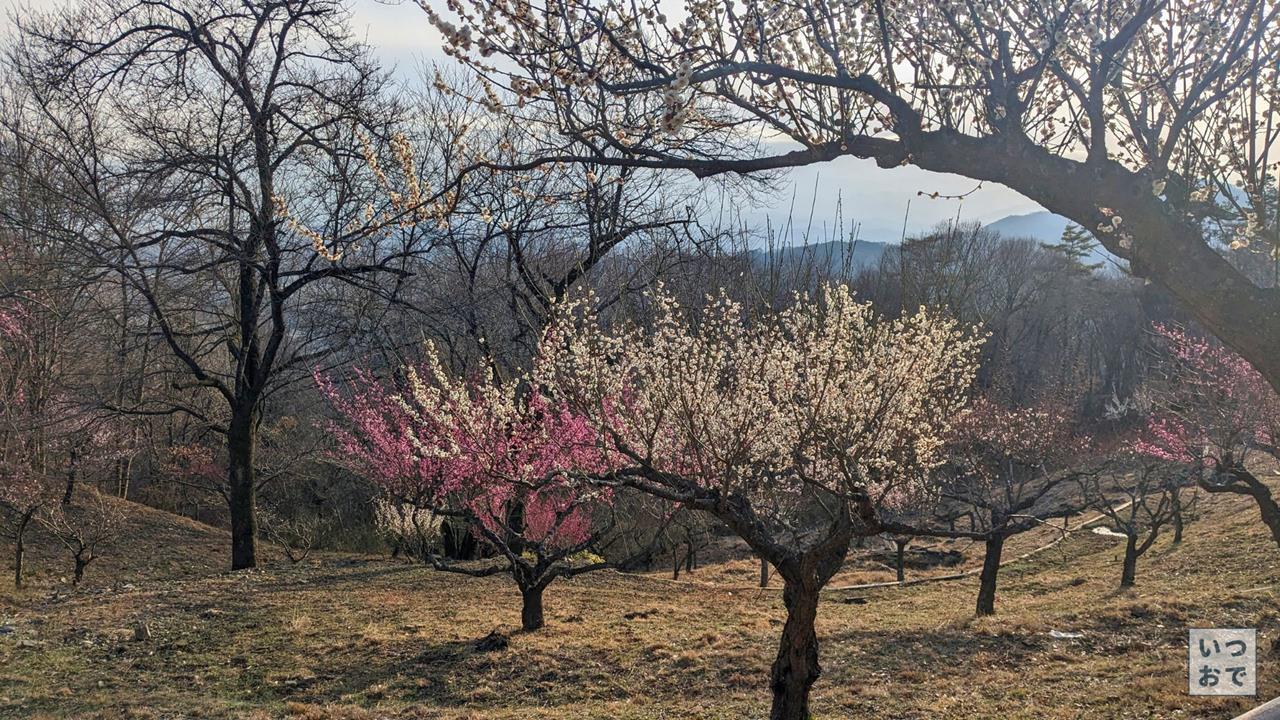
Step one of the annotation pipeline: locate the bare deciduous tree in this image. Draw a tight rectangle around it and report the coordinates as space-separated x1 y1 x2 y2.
10 0 430 568
39 488 126 585
1078 461 1186 588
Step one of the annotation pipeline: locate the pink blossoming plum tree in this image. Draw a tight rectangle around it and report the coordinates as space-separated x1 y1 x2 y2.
941 394 1090 615
535 284 981 720
318 351 620 631
1136 323 1280 548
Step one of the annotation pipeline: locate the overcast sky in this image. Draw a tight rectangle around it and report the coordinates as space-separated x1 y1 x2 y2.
2 0 1046 242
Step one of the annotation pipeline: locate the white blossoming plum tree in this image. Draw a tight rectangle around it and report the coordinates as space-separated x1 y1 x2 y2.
418 0 1280 399
535 284 982 720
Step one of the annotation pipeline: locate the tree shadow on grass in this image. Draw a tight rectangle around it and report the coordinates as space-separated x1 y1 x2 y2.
285 630 640 710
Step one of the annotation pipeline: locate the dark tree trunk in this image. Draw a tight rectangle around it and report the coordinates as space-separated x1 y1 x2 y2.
766 516 853 720
13 534 24 589
1203 467 1280 549
770 578 822 720
760 556 770 588
62 449 78 505
1120 533 1138 588
227 411 258 570
894 539 908 583
12 510 33 589
897 126 1280 396
672 547 681 580
1171 491 1184 544
685 541 695 573
520 584 546 631
1254 493 1280 548
976 535 1004 616
73 555 88 585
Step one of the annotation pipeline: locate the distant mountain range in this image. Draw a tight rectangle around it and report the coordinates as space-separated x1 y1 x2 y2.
748 239 889 273
751 211 1118 271
987 211 1118 268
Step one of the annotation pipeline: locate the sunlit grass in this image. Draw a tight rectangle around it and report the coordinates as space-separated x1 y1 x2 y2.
0 486 1276 719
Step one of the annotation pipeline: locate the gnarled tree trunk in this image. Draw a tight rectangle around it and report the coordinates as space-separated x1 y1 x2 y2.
766 516 854 720
1250 493 1280 548
72 553 89 585
976 534 1004 616
771 578 822 720
520 583 546 631
1120 533 1138 588
1203 466 1280 550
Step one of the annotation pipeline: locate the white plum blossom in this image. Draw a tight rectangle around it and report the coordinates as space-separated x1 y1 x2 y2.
534 284 983 518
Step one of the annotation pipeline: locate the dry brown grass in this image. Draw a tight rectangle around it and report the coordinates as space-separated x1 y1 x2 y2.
0 487 1277 719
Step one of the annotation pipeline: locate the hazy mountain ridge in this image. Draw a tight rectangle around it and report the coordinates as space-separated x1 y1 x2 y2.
747 239 889 272
752 211 1116 270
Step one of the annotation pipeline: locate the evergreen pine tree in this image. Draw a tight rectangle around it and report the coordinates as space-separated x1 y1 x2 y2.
1043 224 1103 273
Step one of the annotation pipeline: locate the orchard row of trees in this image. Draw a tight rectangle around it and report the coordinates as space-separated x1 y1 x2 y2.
315 275 1279 719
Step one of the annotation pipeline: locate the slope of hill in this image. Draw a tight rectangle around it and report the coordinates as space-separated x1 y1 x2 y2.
1 492 232 605
1 481 1277 719
987 210 1073 241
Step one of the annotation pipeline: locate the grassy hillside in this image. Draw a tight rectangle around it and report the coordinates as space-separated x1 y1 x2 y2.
0 485 1277 719
0 493 231 604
